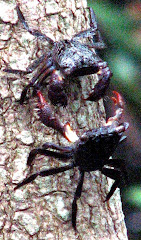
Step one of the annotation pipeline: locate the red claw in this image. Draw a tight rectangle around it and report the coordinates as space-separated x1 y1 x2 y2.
105 91 124 126
112 91 124 108
36 90 78 142
36 89 47 108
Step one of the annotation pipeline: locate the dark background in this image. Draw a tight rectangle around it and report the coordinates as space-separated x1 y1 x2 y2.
88 1 141 240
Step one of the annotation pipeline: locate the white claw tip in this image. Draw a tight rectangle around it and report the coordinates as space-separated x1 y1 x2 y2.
64 123 79 143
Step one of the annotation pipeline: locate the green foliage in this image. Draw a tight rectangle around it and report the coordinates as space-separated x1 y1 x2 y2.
88 0 141 108
88 2 141 238
124 185 141 208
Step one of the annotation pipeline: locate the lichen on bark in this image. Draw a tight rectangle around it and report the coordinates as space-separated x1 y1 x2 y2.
0 0 128 239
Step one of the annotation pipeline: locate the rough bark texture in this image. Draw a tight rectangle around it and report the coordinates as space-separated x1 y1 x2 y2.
0 0 128 239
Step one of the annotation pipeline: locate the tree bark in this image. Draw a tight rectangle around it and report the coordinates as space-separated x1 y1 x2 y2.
0 0 128 239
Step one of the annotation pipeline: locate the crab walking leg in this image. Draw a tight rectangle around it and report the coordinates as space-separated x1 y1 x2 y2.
107 158 129 183
72 171 85 230
42 142 73 152
14 163 74 190
3 54 47 75
16 5 54 44
73 8 98 40
20 61 54 104
27 148 73 167
73 8 105 49
105 180 119 201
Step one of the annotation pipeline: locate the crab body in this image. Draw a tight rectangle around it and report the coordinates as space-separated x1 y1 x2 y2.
52 40 100 76
4 6 112 106
74 125 124 172
14 90 129 230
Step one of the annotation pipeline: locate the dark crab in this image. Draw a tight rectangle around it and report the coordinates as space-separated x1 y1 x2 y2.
14 91 129 230
4 5 112 106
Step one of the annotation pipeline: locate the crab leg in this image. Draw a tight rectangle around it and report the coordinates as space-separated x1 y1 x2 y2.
14 163 74 190
16 5 54 44
19 58 54 104
27 147 72 167
73 8 105 49
3 54 47 75
72 171 85 230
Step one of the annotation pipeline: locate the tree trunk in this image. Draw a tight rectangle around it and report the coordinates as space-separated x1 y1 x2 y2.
0 0 128 239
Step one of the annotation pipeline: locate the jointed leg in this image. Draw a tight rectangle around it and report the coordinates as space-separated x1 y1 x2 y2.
14 163 74 190
102 167 121 181
106 158 128 184
102 167 120 201
3 54 47 75
27 146 73 167
102 162 125 201
42 142 73 152
73 8 97 39
72 170 84 230
3 54 54 104
72 8 105 49
16 5 54 45
105 180 119 201
19 59 54 104
89 8 105 49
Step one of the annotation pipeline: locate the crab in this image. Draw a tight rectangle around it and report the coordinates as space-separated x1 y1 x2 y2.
4 5 112 106
14 90 129 230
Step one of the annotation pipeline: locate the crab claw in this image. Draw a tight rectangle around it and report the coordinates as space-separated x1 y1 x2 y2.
36 90 78 142
111 90 124 108
105 91 124 126
36 89 64 134
84 66 112 101
64 123 79 143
